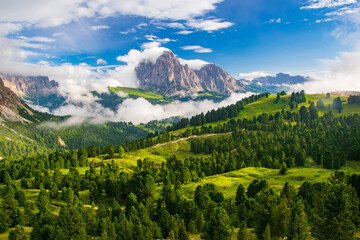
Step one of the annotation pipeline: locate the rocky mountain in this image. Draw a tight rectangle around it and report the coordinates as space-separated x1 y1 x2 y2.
0 74 58 98
0 74 65 110
0 77 46 123
249 73 310 86
240 73 310 94
136 51 243 95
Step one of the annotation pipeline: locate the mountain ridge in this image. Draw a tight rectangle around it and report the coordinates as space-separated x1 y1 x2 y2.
136 51 244 95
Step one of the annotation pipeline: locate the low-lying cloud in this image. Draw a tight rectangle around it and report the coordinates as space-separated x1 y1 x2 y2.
301 47 360 93
42 92 254 125
38 116 107 130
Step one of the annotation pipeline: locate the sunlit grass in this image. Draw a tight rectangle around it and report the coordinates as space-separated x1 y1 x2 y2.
180 161 360 199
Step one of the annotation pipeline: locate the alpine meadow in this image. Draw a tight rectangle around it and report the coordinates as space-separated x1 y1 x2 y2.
1 0 360 240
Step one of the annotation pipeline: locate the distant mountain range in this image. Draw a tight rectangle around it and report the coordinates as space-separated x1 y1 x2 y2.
240 73 310 94
242 73 310 86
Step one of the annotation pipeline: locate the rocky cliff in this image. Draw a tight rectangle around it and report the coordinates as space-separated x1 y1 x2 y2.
136 51 243 95
0 74 58 99
0 77 36 123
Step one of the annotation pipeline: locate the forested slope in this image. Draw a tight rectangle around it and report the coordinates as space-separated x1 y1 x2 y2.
1 91 360 239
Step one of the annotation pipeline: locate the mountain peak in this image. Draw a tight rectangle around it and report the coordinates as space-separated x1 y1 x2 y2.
136 52 243 95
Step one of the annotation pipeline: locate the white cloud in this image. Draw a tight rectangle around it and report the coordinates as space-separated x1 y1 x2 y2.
136 23 148 29
266 18 282 24
178 58 209 70
18 36 55 43
152 21 186 29
175 30 193 35
0 34 228 124
301 47 360 93
186 18 234 31
96 58 107 65
0 0 225 30
0 22 24 36
181 45 213 53
39 116 107 129
315 18 334 23
301 0 357 9
90 25 110 31
48 92 254 125
120 28 136 34
238 71 271 80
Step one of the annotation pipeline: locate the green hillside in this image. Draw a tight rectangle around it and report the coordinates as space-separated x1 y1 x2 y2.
1 92 360 239
109 86 165 100
171 93 360 133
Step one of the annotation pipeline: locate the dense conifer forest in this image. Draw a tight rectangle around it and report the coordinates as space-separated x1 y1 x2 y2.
1 92 360 239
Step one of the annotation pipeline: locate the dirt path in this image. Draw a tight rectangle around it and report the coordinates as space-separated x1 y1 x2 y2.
152 132 231 149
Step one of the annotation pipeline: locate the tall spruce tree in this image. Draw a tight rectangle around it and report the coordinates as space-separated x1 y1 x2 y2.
202 207 232 240
287 200 309 240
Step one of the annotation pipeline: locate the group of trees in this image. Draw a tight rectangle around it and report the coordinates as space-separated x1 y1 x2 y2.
0 121 148 158
349 95 360 104
1 156 360 240
1 91 360 239
170 93 269 130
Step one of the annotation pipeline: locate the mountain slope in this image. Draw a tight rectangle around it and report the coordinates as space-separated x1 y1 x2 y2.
0 76 49 123
136 51 244 95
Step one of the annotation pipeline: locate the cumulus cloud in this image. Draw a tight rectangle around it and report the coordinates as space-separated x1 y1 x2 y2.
96 58 107 65
186 18 234 31
178 58 209 70
238 71 271 80
301 48 360 93
181 45 213 53
0 0 224 29
0 22 23 36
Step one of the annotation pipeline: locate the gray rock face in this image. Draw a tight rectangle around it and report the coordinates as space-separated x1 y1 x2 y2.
136 51 243 95
0 77 34 122
0 74 58 98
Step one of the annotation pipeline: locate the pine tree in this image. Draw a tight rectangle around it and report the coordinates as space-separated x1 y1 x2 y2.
117 146 125 157
287 200 309 240
262 224 271 240
279 162 288 175
202 207 232 240
333 97 343 113
312 180 357 240
8 226 29 240
309 102 318 120
178 219 189 240
237 221 248 240
0 209 8 233
272 198 290 238
196 212 205 233
235 184 246 205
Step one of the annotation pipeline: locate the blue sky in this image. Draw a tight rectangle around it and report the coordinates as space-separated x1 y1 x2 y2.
0 0 359 122
0 0 359 79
